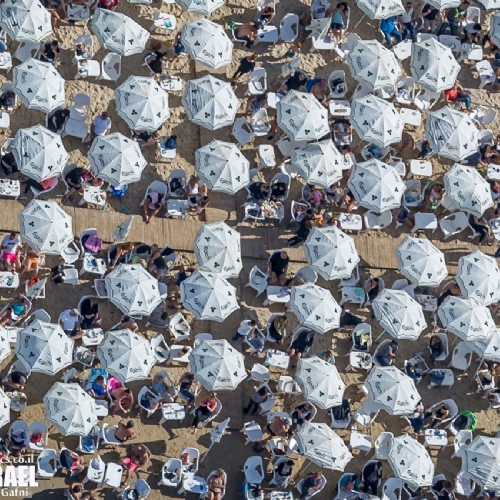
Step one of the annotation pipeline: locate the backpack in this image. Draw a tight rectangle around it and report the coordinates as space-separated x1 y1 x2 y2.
1 91 15 109
332 399 350 420
164 134 177 150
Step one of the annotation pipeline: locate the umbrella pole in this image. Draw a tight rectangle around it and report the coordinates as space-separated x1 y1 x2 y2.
294 459 312 482
469 355 485 388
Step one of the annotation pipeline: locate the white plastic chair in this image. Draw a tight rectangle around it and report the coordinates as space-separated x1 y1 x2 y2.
100 424 123 446
414 89 440 111
280 13 299 41
66 0 93 23
452 430 473 459
73 35 94 61
474 60 495 89
14 41 40 63
140 181 169 207
374 431 393 460
473 106 497 126
31 177 58 198
77 429 100 454
36 449 57 478
243 456 264 484
353 399 380 427
335 32 360 60
180 447 200 474
151 333 171 364
438 212 469 239
350 427 373 453
296 475 326 500
364 211 393 231
8 420 29 450
449 342 473 371
191 399 222 428
251 108 271 136
382 478 403 500
330 407 351 429
100 53 122 81
395 76 416 105
247 363 272 387
430 332 449 362
158 137 178 161
454 470 475 497
248 68 267 95
270 171 291 202
328 70 347 99
137 386 161 418
232 117 254 146
158 458 182 487
28 421 48 451
427 370 455 389
119 479 151 500
295 266 318 284
168 311 190 342
277 375 301 396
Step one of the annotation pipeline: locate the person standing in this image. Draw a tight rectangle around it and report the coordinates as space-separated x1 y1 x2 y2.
231 54 258 81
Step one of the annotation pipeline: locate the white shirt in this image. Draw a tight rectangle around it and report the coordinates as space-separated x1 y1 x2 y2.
60 310 79 331
238 320 255 336
400 7 414 23
92 116 111 136
1 235 20 254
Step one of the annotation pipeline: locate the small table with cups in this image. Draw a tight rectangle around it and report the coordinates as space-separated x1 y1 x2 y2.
81 328 104 347
0 179 20 198
424 429 448 448
159 403 186 424
265 349 290 370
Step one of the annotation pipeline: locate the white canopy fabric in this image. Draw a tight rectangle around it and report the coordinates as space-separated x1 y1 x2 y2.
473 328 500 363
295 423 353 470
373 289 427 341
19 200 73 255
195 140 249 195
97 329 155 383
443 164 493 217
13 58 65 113
0 328 11 365
365 366 420 415
91 9 149 56
411 39 460 92
425 108 479 162
291 140 343 188
477 0 500 9
16 320 73 376
88 132 147 186
295 356 345 409
180 271 238 322
105 264 162 317
175 0 223 14
12 124 68 182
189 339 246 391
492 14 500 48
113 217 133 242
396 237 448 287
424 0 459 7
180 19 233 69
356 0 405 18
346 39 402 90
194 221 242 278
182 75 239 130
462 436 500 490
0 390 10 429
0 0 52 43
351 95 404 147
304 226 359 281
276 90 330 142
348 160 405 213
289 284 341 334
306 17 332 39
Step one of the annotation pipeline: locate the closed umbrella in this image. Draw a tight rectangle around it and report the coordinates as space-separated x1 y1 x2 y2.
462 436 500 490
12 124 68 181
0 390 10 428
492 14 500 47
473 328 500 363
0 0 52 43
194 221 242 278
304 226 359 280
113 217 133 242
175 0 223 14
356 0 405 18
0 328 11 365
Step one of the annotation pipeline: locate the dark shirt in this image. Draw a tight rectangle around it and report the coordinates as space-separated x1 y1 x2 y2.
276 462 292 477
249 182 269 201
293 330 315 352
286 72 307 91
41 42 60 61
49 108 69 133
422 4 438 20
237 57 256 74
445 7 465 23
270 253 289 276
66 167 85 186
147 50 167 74
81 298 98 317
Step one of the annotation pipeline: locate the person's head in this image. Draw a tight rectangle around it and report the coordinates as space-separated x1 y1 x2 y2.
430 335 440 344
121 242 136 252
249 320 257 327
200 195 210 205
442 404 449 411
473 23 482 31
460 0 470 9
8 232 16 240
443 481 453 490
322 349 332 359
184 371 194 381
124 388 131 395
72 485 82 493
153 373 164 382
390 340 398 347
100 111 109 120
250 54 258 61
70 308 79 317
337 1 348 9
95 375 105 386
216 468 225 478
260 183 270 191
296 42 302 49
280 250 288 259
303 403 312 412
51 40 59 49
126 420 134 429
209 392 217 399
256 93 268 104
257 386 267 396
313 470 322 479
341 145 352 154
405 1 412 9
150 39 162 50
286 460 294 467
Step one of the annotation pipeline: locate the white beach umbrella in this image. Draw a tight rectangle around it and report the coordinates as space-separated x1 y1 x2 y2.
13 58 65 113
356 0 405 18
462 436 500 490
19 200 73 255
438 296 495 342
180 19 233 69
492 14 500 47
304 226 359 281
443 164 493 217
348 160 405 213
175 0 223 14
91 9 149 56
411 39 460 93
0 390 10 428
373 289 427 341
189 339 246 391
0 328 11 365
180 271 238 322
97 329 155 383
12 124 68 182
289 284 341 334
88 132 147 186
195 140 249 195
105 264 162 317
295 423 353 470
473 328 500 363
295 356 345 409
351 95 404 148
276 90 330 142
425 108 479 162
16 320 73 376
113 217 134 242
388 435 434 488
182 75 239 130
346 39 402 90
44 382 97 436
306 17 332 39
115 76 170 132
365 366 420 415
396 237 448 287
291 140 343 188
424 0 459 7
477 0 500 9
0 0 52 43
194 221 242 278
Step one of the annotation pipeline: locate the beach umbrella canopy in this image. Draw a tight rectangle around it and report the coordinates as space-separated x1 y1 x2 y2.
105 264 162 317
88 132 147 186
182 75 239 130
295 423 353 470
443 164 493 217
295 356 345 409
351 95 404 148
115 76 170 132
180 271 238 322
473 328 500 363
388 435 435 488
291 140 343 188
289 284 341 334
410 39 460 92
425 0 459 7
438 296 495 342
425 108 479 162
348 160 405 213
365 366 420 415
19 200 73 255
189 339 246 391
12 124 68 182
175 0 223 14
373 289 427 341
97 329 155 383
396 237 448 287
195 140 249 195
346 39 402 90
0 0 52 43
180 19 233 69
194 221 242 278
304 226 359 281
91 9 149 56
477 0 500 9
356 0 405 18
306 17 332 39
13 58 65 113
276 90 330 142
462 436 500 490
44 382 98 436
0 328 11 365
491 14 500 47
16 320 73 376
0 390 10 428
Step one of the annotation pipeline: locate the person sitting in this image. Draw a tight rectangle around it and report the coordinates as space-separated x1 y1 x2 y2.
422 182 444 210
88 375 107 400
0 232 21 271
47 108 69 133
234 21 259 48
406 362 423 382
408 400 425 438
445 83 472 110
1 151 18 176
39 40 60 64
268 250 289 286
2 371 27 392
114 315 139 333
375 339 398 366
110 387 134 416
289 402 314 435
143 190 165 224
340 473 359 493
66 482 101 500
363 461 382 495
275 460 294 489
207 469 226 500
267 314 287 345
438 1 469 36
187 175 208 205
257 5 274 25
190 392 218 434
88 111 112 144
178 372 196 405
437 280 462 308
0 295 29 326
328 2 349 40
147 246 176 280
430 402 450 428
59 308 83 340
277 71 308 94
243 386 270 415
132 129 159 149
307 186 326 212
59 449 85 476
399 2 416 41
270 179 287 201
316 349 334 364
247 94 268 116
339 302 363 330
63 166 92 202
248 182 270 202
233 319 257 342
80 297 100 330
151 372 177 402
20 247 42 278
364 277 383 306
99 0 119 9
107 242 137 271
114 419 137 443
168 32 187 61
340 187 358 212
306 78 330 107
417 140 433 159
19 177 57 201
257 415 290 450
232 54 258 82
431 479 457 500
120 445 149 486
299 471 323 500
379 16 403 47
289 329 315 369
428 334 445 367
144 40 168 74
469 214 492 245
